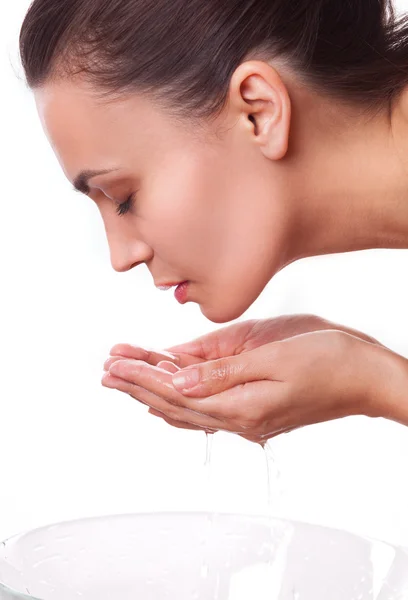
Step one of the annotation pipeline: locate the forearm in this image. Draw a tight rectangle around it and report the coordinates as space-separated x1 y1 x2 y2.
367 344 408 426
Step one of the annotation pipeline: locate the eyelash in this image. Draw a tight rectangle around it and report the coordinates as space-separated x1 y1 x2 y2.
116 194 135 216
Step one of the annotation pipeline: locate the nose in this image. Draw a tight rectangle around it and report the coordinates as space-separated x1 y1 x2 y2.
108 235 153 273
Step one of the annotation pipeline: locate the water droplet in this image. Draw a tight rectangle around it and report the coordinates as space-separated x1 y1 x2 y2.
204 431 214 468
263 440 282 511
201 563 209 579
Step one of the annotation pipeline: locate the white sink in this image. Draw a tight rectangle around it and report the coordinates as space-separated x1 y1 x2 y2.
0 512 407 599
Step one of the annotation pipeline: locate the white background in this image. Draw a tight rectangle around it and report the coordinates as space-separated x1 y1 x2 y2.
1 0 408 550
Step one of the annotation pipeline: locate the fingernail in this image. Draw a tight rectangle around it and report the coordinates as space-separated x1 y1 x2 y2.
104 357 115 371
172 369 200 390
101 373 116 388
109 359 131 377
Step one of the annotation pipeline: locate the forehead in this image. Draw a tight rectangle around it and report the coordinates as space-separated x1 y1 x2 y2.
33 81 180 180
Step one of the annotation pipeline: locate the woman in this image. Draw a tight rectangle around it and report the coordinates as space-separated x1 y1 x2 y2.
19 0 408 443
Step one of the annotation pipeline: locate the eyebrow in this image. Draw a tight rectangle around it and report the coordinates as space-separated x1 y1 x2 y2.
73 169 117 194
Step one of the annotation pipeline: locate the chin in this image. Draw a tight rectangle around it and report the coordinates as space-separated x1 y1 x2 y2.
199 300 250 324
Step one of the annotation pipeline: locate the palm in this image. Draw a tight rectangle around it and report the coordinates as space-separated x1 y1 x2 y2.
109 320 260 369
166 314 380 366
110 314 380 370
166 319 264 366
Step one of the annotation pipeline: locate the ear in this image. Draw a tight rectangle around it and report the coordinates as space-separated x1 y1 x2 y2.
229 60 291 160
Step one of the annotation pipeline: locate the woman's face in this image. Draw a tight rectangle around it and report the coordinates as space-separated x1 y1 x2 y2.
35 79 293 323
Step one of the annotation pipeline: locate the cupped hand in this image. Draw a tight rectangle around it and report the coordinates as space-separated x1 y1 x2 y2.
105 313 381 370
102 317 386 443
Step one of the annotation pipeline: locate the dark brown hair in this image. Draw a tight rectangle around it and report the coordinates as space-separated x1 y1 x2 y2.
19 0 408 120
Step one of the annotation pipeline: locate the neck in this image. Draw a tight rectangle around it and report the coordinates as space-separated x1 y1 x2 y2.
285 85 408 264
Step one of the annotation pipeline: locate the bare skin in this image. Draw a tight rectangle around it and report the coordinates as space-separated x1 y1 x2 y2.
102 315 408 443
33 59 408 440
35 61 408 323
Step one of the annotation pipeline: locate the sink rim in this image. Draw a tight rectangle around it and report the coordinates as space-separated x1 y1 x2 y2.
1 510 407 600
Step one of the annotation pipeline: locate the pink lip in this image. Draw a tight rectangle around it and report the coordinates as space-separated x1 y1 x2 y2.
174 281 190 304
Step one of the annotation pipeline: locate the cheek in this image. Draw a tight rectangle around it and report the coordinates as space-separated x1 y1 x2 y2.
142 168 225 267
146 202 219 273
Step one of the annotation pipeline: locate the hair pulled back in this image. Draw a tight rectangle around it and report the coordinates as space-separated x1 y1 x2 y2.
19 0 408 119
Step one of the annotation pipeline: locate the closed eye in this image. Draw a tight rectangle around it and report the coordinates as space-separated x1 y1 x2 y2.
116 194 135 216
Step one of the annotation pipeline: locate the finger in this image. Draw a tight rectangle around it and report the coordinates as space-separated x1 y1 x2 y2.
101 372 148 407
165 321 250 361
104 355 125 371
108 359 187 406
109 344 182 367
110 344 206 370
102 371 201 422
171 344 280 398
106 359 282 435
173 380 277 427
167 353 207 368
104 361 225 430
104 356 181 373
157 361 180 373
166 333 217 360
148 408 204 431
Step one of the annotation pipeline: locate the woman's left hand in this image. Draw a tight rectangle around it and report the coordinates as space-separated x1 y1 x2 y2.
102 329 392 443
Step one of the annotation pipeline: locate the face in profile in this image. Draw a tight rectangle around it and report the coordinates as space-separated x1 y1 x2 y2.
34 77 294 323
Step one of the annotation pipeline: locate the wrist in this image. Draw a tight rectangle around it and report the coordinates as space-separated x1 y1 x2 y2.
364 343 408 425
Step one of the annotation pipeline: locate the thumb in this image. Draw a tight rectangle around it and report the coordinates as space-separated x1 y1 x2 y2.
171 346 272 397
